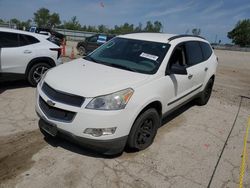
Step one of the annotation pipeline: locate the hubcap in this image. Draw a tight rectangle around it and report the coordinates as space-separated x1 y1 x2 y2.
136 118 154 146
33 66 48 83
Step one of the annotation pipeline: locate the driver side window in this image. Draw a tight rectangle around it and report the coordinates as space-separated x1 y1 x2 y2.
168 45 186 69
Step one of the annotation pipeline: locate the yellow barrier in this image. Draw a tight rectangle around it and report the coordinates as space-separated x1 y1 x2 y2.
239 117 250 188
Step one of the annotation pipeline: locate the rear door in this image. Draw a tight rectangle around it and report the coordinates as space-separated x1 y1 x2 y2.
0 32 38 74
184 41 207 94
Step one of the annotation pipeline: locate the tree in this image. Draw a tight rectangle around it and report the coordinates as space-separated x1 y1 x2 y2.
98 24 108 33
20 19 32 30
144 21 154 32
153 21 163 32
134 22 143 32
34 8 50 27
143 21 163 32
120 23 134 34
34 8 61 28
192 28 201 35
87 25 97 32
10 18 20 26
228 19 250 47
63 16 81 30
49 13 61 28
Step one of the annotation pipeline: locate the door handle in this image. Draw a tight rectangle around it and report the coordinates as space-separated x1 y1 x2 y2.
23 50 32 54
188 74 193 79
204 67 208 72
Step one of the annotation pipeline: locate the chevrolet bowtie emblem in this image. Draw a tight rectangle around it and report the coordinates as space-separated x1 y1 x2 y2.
47 100 55 107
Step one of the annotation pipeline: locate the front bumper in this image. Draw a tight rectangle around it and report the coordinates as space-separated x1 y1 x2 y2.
38 118 127 155
35 83 137 154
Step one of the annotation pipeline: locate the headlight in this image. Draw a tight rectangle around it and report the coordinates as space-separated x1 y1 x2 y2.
86 88 134 110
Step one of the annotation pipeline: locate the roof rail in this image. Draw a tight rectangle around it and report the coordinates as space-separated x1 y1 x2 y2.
168 34 205 41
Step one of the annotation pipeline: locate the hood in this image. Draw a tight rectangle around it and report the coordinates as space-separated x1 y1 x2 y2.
44 59 150 97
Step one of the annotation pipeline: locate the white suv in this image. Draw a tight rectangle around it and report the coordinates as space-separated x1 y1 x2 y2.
0 28 62 86
36 33 218 155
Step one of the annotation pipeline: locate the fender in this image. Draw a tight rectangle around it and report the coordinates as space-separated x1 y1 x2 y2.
129 97 163 129
25 57 56 76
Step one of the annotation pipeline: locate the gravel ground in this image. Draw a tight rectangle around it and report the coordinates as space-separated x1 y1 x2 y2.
0 49 249 188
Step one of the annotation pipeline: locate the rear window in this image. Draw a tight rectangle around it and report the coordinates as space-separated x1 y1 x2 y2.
185 41 203 66
0 32 39 48
0 32 19 48
200 42 212 61
19 34 40 46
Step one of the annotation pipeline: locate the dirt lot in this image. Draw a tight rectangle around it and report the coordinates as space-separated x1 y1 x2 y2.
0 50 249 188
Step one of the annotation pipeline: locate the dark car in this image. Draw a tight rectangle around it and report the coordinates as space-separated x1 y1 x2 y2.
76 34 115 55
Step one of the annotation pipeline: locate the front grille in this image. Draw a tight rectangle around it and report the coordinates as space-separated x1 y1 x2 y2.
39 97 76 122
42 82 85 107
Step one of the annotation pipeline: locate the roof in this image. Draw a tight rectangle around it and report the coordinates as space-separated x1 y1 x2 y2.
119 32 206 43
119 33 176 43
0 27 49 40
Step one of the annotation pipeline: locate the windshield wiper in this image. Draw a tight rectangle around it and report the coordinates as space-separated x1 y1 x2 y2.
107 63 138 72
84 57 138 72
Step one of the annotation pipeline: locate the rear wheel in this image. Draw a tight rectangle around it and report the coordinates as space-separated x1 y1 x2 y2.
196 78 214 106
27 63 51 86
127 108 160 151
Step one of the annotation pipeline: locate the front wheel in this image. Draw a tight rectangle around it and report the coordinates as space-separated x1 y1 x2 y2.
78 46 86 56
27 63 51 86
127 108 160 151
196 78 214 106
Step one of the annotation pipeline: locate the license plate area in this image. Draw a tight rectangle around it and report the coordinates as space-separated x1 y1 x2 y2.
40 118 58 137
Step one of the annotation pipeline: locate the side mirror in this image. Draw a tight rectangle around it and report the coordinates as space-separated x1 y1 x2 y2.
166 64 187 75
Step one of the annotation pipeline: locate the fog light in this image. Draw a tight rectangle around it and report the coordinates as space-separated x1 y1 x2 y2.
84 127 117 137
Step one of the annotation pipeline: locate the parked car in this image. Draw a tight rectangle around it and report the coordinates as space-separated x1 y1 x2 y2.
36 33 218 155
76 34 115 55
0 27 62 86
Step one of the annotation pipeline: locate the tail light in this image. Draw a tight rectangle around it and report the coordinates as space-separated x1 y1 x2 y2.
50 48 61 59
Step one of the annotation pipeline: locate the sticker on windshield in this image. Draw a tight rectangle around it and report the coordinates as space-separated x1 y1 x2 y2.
140 52 158 61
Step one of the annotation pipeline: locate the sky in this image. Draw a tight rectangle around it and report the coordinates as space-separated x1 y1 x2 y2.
0 0 250 43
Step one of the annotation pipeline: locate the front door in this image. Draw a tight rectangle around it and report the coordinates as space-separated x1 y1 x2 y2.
163 45 193 111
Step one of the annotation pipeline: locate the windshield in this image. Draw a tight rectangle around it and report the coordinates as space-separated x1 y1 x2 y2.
84 37 170 74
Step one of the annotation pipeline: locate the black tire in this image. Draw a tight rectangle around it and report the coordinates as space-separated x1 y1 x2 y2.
196 78 214 106
78 46 86 56
127 108 160 151
27 63 51 86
